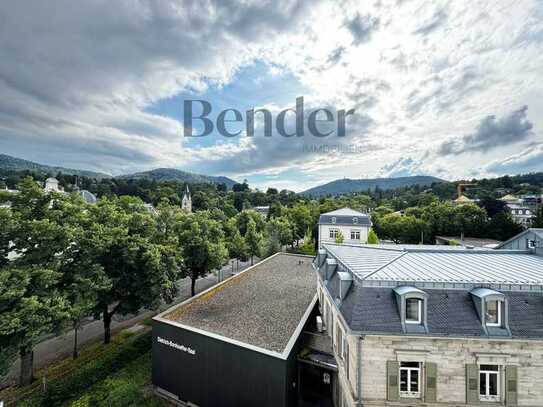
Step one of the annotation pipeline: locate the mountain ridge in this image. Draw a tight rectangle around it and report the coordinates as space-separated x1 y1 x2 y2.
118 168 237 188
299 175 445 197
0 153 110 178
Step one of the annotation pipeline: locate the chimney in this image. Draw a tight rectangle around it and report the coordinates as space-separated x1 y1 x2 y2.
325 258 337 280
317 249 327 267
338 271 353 300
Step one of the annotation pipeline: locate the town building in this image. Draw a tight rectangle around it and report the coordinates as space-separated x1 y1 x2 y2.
435 235 502 249
315 242 543 406
251 205 270 217
497 228 543 256
44 177 63 193
318 208 371 248
152 253 317 407
181 185 192 212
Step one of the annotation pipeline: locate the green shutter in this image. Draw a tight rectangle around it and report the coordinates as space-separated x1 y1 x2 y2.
424 362 437 402
387 360 399 401
506 365 518 406
466 364 479 404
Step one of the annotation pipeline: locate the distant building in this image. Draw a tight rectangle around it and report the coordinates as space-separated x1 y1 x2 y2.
453 194 474 205
318 208 371 248
77 189 97 204
499 194 536 226
181 185 192 212
251 206 270 217
508 204 535 227
44 177 63 193
435 235 502 249
497 228 543 256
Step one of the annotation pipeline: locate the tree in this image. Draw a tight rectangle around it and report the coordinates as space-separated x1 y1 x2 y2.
228 229 249 269
453 204 488 238
177 211 228 296
533 205 543 228
335 230 345 244
286 204 313 245
88 196 182 344
380 213 428 244
245 219 263 265
297 228 316 255
367 228 379 244
0 178 70 385
266 217 294 247
46 193 110 359
486 212 525 241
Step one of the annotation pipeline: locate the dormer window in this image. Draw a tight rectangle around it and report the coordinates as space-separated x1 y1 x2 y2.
353 217 358 224
405 298 422 324
393 286 427 332
331 217 337 224
485 300 501 326
470 288 509 334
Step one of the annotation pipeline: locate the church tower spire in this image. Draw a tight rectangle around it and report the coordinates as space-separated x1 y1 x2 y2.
182 185 192 212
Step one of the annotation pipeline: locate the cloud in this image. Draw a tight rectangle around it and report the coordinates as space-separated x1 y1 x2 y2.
1 0 543 187
485 143 543 174
0 0 317 174
437 106 535 155
345 13 379 45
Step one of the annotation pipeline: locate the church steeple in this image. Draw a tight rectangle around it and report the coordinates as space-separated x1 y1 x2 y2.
182 185 192 212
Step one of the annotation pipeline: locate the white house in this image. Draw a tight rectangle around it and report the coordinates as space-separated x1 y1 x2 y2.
318 207 371 248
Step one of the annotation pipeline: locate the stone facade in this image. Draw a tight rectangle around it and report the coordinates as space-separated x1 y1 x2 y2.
318 281 543 407
358 335 543 407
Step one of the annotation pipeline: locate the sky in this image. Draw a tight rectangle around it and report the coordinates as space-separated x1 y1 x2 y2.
0 0 542 192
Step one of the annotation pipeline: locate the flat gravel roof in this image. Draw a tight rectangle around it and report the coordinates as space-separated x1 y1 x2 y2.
163 253 316 354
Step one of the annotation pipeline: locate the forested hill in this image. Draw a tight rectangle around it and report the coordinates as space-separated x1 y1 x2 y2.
0 153 109 178
118 168 237 188
300 176 445 197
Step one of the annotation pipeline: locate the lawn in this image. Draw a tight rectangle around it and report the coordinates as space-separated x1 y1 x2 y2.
0 326 167 407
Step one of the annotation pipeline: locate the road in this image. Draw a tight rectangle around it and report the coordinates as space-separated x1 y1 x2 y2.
2 257 259 386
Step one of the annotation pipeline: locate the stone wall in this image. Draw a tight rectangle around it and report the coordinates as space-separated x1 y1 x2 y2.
358 335 543 407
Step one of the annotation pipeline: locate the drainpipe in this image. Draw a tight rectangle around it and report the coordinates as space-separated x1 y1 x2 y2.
357 336 363 406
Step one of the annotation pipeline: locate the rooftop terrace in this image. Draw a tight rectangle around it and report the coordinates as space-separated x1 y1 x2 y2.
160 253 316 355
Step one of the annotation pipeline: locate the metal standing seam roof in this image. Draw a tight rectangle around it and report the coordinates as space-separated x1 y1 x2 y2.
323 244 543 287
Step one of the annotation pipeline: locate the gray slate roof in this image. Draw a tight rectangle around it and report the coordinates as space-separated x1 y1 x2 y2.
163 253 316 354
319 242 543 339
318 207 371 226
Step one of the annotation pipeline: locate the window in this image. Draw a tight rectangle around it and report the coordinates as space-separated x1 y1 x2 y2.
335 324 343 358
400 362 421 398
353 217 358 224
329 229 340 239
331 216 337 224
480 365 500 402
485 300 501 326
350 230 361 240
405 298 422 324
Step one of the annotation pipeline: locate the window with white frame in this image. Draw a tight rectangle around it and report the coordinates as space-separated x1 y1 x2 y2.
485 300 501 326
479 365 500 402
329 229 340 239
405 298 422 324
331 216 337 224
353 217 358 224
350 230 361 240
399 362 421 398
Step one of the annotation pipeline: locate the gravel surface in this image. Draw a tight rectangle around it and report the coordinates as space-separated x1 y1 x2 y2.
165 253 316 353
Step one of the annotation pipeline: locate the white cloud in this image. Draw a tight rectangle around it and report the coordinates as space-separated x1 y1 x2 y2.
1 0 543 186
